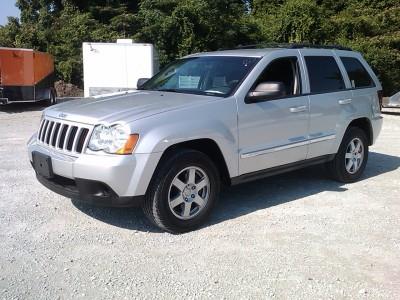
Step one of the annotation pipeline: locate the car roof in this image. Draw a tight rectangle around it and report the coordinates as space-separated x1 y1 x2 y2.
185 47 355 59
186 48 280 58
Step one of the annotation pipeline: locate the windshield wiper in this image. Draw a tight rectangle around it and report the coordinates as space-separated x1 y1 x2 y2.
156 88 180 93
154 88 225 97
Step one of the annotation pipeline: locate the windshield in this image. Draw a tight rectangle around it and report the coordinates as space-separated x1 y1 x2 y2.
139 56 260 97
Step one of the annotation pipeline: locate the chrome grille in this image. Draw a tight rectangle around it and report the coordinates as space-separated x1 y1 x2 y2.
37 118 91 154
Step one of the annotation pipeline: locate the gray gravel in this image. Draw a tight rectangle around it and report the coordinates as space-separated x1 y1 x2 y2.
1 103 400 299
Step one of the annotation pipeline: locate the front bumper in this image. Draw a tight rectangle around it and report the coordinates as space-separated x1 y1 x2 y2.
35 172 143 207
28 133 163 205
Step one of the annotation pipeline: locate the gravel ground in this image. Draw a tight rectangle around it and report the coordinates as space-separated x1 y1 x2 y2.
1 103 399 299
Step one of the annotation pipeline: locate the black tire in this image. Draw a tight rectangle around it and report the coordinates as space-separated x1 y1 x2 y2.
142 149 220 233
45 89 57 106
327 127 369 183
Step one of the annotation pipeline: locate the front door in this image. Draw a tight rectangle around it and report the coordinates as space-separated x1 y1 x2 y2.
237 54 310 175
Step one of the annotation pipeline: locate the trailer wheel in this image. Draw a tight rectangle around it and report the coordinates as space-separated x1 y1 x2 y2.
45 89 57 106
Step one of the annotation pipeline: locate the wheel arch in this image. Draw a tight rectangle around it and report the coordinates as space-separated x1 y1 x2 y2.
347 117 373 145
155 138 232 186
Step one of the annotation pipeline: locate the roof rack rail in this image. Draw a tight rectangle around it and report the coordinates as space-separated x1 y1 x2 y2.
234 43 352 51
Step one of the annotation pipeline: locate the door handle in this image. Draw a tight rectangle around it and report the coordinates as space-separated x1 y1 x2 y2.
290 105 308 113
338 99 352 105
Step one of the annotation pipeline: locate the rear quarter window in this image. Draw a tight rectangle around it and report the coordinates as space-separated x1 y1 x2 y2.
305 56 346 94
340 57 375 89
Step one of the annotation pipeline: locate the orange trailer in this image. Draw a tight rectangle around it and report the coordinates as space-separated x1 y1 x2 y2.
0 47 56 105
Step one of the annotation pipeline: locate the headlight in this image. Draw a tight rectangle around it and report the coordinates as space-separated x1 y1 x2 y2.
88 124 139 154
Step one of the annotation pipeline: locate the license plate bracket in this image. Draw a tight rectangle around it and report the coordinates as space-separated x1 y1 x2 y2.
32 152 54 179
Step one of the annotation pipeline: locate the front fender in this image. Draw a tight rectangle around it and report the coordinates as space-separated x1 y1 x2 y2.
129 98 239 178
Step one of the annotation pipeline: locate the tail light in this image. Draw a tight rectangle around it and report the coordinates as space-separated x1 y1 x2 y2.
377 90 383 111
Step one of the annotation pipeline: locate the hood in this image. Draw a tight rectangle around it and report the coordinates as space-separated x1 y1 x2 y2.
45 90 219 125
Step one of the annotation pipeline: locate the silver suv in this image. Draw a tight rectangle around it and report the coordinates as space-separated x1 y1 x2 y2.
28 45 383 233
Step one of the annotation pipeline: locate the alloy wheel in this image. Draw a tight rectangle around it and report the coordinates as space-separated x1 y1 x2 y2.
168 166 210 220
345 137 364 174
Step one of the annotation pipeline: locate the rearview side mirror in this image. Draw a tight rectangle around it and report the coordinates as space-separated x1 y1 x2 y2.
246 81 287 103
137 78 149 88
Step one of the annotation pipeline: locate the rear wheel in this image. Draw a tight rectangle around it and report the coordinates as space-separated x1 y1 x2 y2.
142 149 220 233
327 127 369 183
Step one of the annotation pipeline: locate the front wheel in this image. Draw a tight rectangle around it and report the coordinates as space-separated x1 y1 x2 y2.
142 149 220 233
327 127 369 183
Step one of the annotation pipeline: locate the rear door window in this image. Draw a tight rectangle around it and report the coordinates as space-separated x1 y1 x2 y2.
305 56 345 94
340 57 374 88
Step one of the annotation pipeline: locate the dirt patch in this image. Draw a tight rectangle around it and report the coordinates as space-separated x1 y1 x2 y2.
55 81 83 97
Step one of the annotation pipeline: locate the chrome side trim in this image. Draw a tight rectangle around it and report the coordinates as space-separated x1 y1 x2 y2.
241 140 308 159
308 134 336 144
241 134 336 159
338 98 352 105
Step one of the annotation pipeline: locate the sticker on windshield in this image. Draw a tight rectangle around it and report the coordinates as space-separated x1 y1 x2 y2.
179 76 200 89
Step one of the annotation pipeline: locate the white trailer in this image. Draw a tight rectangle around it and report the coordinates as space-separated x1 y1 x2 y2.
82 39 158 97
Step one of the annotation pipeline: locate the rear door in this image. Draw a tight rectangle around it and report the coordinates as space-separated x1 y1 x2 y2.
300 50 353 159
337 52 381 118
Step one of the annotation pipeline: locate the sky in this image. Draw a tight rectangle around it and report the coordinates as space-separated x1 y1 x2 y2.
0 0 20 25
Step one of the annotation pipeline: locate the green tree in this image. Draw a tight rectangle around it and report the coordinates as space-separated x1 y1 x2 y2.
135 0 257 66
274 0 326 43
0 17 21 47
1 0 399 94
252 0 400 95
330 2 400 95
1 0 133 86
49 3 115 84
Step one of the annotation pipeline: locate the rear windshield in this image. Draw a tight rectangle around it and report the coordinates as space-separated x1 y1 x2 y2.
139 56 260 97
340 57 375 89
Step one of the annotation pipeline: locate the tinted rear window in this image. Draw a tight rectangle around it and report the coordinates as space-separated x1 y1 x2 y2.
340 57 374 88
305 56 345 94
